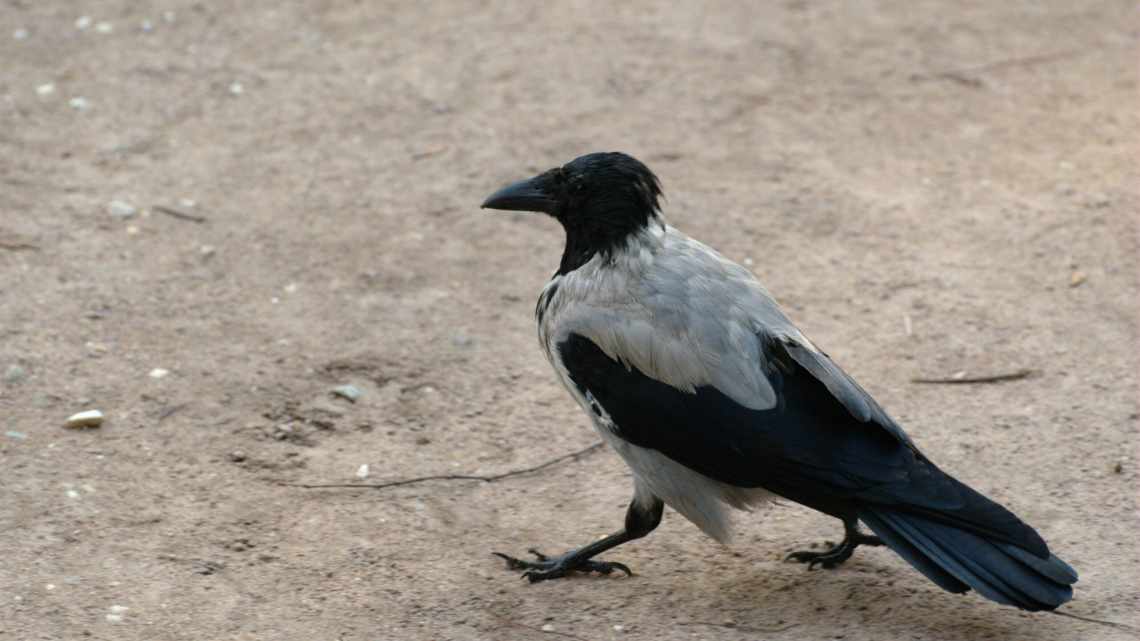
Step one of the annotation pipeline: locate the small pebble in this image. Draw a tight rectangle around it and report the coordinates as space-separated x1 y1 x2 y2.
1069 271 1086 288
66 489 81 499
199 245 217 258
148 368 170 379
613 624 625 632
1113 461 1124 474
86 341 109 357
4 364 27 383
228 82 244 96
36 83 55 96
125 225 140 236
283 283 298 294
13 28 29 40
179 198 197 208
162 10 176 23
5 431 28 440
68 96 91 111
65 410 104 429
107 200 137 219
540 624 555 632
75 16 92 31
355 464 370 479
229 451 246 463
331 384 361 403
94 21 113 34
141 19 154 32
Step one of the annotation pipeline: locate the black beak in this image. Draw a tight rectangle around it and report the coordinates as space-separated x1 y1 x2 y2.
481 175 556 214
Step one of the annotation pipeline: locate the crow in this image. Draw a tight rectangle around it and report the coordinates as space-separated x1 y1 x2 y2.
480 151 1077 611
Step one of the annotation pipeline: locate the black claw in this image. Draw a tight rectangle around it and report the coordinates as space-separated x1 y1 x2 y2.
493 549 633 581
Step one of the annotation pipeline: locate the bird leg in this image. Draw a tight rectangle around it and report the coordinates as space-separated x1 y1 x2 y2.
786 518 883 569
494 495 664 583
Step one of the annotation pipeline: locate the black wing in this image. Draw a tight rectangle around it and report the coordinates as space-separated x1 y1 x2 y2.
558 332 1047 556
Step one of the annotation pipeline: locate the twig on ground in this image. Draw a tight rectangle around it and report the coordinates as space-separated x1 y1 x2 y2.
911 369 1035 385
282 442 604 490
1051 610 1139 632
0 240 40 251
153 205 208 223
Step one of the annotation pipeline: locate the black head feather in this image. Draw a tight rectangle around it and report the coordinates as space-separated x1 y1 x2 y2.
482 152 663 274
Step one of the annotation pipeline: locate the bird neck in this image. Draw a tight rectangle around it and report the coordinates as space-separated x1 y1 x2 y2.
557 210 661 275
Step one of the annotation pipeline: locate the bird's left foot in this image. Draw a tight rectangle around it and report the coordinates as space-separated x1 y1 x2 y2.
492 548 632 583
786 533 882 570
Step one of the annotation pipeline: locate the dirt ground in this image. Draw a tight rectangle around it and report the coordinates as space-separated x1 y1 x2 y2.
1 2 1137 640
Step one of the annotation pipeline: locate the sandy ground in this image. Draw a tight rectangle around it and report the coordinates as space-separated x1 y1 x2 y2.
1 2 1137 640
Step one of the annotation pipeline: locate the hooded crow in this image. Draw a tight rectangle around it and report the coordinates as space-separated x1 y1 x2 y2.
481 152 1077 611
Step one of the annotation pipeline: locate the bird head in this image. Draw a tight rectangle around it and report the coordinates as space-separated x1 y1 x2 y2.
481 152 662 238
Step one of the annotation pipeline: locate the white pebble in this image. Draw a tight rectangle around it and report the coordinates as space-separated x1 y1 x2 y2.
228 82 244 95
94 21 113 34
68 96 91 111
141 19 154 32
105 614 123 623
540 624 555 632
13 28 29 40
65 410 104 429
75 16 93 30
66 489 81 499
179 198 197 208
283 282 298 294
199 245 216 258
125 225 140 236
36 83 55 96
332 384 362 402
148 368 170 379
109 605 129 614
613 624 625 632
355 464 370 479
107 200 137 218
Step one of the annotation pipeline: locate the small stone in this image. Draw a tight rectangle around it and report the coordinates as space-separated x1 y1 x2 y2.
65 410 104 429
141 19 154 32
540 624 555 632
613 624 625 632
85 341 109 357
229 451 247 462
109 605 129 614
1113 461 1124 474
36 83 55 96
94 21 113 34
13 28 29 40
148 368 170 379
355 464 370 479
5 430 28 440
228 82 244 95
331 384 361 403
162 11 176 23
283 283 298 294
107 200 137 219
68 96 91 111
125 225 140 235
66 489 81 499
1069 271 1086 288
199 245 217 258
75 16 93 31
4 364 27 383
179 198 197 208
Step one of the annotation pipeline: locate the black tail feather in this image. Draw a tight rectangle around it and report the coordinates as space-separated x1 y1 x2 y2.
860 507 1076 611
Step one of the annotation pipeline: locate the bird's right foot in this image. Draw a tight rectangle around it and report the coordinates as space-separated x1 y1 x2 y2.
492 548 632 583
786 530 882 569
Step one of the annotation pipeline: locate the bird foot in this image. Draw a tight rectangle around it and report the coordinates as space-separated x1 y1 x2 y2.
786 534 882 570
492 548 632 583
